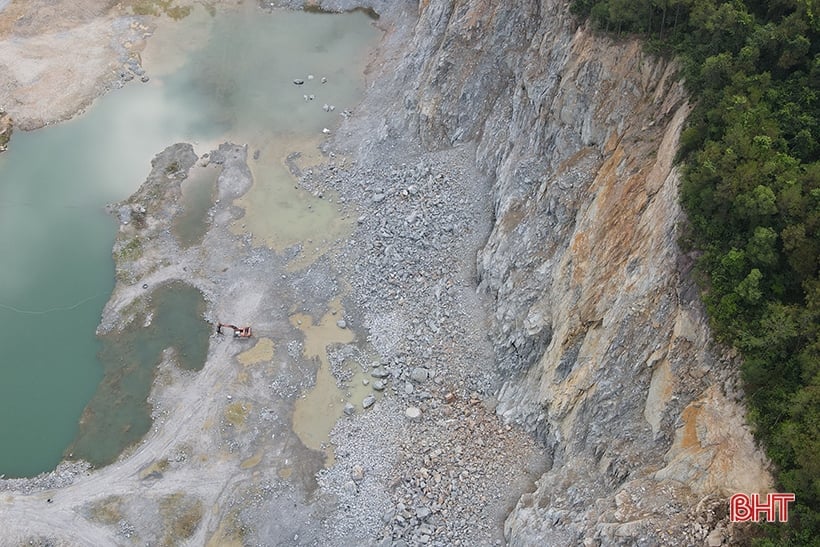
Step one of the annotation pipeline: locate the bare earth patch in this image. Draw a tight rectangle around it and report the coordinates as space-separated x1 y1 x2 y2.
0 0 155 130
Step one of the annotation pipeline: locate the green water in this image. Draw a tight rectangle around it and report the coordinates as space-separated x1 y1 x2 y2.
65 282 210 467
0 82 203 478
0 4 379 477
175 164 220 248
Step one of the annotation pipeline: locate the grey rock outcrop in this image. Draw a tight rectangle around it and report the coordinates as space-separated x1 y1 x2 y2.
370 0 772 544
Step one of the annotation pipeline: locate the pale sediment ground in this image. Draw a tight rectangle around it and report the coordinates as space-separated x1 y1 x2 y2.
0 0 158 131
0 2 546 546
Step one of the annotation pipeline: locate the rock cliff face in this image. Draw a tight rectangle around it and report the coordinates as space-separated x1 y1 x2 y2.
380 0 773 544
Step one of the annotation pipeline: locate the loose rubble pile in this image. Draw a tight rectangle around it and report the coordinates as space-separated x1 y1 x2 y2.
0 461 91 495
303 146 501 400
296 145 549 545
317 390 546 546
380 394 545 545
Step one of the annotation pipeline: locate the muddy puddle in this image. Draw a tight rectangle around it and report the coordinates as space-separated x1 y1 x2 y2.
233 138 355 269
236 337 275 366
174 163 220 247
290 303 375 464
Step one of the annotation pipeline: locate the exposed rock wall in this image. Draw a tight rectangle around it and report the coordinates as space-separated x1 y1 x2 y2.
380 0 773 544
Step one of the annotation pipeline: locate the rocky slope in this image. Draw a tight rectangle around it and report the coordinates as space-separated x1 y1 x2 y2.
360 0 774 544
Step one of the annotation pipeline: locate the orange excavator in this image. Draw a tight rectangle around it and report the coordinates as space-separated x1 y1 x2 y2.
216 322 252 338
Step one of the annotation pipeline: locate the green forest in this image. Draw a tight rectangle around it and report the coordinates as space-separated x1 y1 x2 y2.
571 0 819 544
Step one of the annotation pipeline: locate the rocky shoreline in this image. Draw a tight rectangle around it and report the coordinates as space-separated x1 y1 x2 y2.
0 0 156 132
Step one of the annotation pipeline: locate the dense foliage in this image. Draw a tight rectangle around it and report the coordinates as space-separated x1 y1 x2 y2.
571 1 819 544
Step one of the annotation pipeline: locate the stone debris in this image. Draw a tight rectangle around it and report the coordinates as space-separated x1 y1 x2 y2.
370 367 390 379
404 406 421 420
295 133 545 545
246 117 543 545
410 367 429 383
351 465 364 482
378 398 542 545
